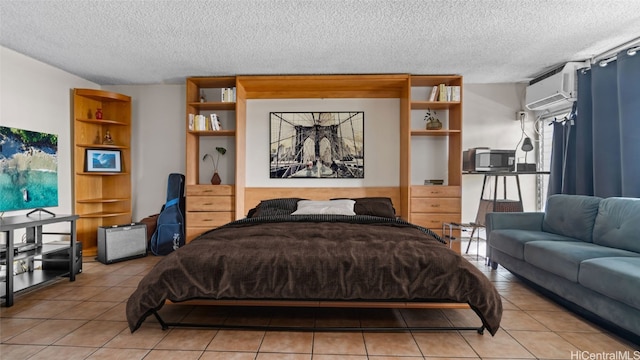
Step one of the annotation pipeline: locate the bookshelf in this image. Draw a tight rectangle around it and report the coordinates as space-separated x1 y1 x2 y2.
72 89 132 256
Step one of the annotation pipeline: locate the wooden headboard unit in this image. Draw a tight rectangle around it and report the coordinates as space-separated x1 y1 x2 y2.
244 187 402 215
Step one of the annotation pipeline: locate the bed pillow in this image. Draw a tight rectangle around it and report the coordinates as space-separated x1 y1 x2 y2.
251 197 306 217
353 197 396 218
291 199 356 216
331 197 397 218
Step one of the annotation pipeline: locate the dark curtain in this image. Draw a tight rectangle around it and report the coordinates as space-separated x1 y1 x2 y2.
548 47 640 198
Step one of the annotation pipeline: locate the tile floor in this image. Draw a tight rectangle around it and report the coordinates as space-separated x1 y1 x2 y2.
1 238 637 360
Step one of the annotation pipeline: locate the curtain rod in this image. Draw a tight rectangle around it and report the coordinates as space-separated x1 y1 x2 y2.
591 37 640 64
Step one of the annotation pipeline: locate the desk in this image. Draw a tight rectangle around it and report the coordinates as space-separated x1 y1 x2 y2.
1 213 79 307
464 171 550 221
464 171 550 262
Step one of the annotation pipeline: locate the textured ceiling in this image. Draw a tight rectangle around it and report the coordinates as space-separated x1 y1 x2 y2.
1 0 640 85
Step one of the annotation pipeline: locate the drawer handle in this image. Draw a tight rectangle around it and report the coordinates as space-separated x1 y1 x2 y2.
203 202 213 205
431 204 440 207
203 219 213 222
430 191 440 194
203 190 213 193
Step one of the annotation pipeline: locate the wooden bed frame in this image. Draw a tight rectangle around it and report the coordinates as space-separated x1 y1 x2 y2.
154 299 484 333
244 186 403 216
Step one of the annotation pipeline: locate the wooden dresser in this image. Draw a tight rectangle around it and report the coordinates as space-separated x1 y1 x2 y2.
410 185 461 252
185 185 235 242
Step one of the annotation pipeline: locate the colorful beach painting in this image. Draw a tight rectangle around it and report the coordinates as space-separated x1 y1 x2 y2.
0 126 58 212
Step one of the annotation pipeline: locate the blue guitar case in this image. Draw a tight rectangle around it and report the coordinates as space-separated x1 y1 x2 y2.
150 173 186 255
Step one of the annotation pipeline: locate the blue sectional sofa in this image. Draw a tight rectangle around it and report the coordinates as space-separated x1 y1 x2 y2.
486 194 640 343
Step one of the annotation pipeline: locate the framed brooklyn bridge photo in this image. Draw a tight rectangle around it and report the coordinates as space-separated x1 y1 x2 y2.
270 111 364 179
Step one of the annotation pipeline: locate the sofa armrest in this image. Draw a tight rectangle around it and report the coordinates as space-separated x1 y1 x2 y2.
485 212 545 236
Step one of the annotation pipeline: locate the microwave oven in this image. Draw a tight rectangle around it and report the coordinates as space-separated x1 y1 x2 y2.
463 148 515 172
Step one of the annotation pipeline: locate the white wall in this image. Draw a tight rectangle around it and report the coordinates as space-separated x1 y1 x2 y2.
0 46 98 216
103 84 186 221
461 83 538 222
0 46 98 239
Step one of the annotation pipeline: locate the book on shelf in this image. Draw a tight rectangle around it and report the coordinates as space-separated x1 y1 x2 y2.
451 86 461 101
438 84 447 101
428 85 439 101
188 114 224 131
221 87 236 102
433 85 461 102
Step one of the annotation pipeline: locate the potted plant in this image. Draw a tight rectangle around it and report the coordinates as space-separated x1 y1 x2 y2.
202 147 227 185
424 109 442 130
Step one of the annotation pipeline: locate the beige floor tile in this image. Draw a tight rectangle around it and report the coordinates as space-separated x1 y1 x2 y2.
0 317 42 342
142 349 203 359
259 330 313 353
312 331 366 355
366 356 425 360
0 344 46 360
154 328 217 350
500 291 563 311
400 309 452 328
5 319 86 345
9 299 82 319
413 331 477 357
200 351 258 360
363 332 422 356
206 329 265 352
25 345 97 360
255 353 311 360
95 302 128 322
103 323 168 349
84 347 149 359
312 355 368 360
508 330 579 359
558 331 637 352
526 310 600 332
462 330 534 358
499 309 549 331
441 308 485 329
54 320 128 347
52 300 119 320
87 286 136 302
50 286 111 301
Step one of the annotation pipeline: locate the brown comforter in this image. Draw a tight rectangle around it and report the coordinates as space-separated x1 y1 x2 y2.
126 215 502 334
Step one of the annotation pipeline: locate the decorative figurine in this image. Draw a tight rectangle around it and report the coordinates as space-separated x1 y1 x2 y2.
95 108 103 119
103 130 114 145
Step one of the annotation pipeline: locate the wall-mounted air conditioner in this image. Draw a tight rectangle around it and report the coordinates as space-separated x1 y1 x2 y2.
525 62 587 111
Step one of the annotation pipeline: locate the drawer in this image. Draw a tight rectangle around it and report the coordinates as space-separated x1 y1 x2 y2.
410 213 461 229
187 196 234 211
186 211 234 228
410 198 460 213
187 185 234 196
186 227 211 243
411 185 461 198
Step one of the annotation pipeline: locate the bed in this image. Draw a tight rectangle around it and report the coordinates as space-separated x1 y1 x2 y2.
126 197 502 335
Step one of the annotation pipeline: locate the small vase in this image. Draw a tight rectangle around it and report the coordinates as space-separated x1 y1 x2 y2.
211 171 221 185
426 118 442 130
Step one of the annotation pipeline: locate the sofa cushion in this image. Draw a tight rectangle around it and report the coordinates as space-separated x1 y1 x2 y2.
524 241 640 283
579 257 640 310
592 197 640 253
490 229 581 260
542 194 602 243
